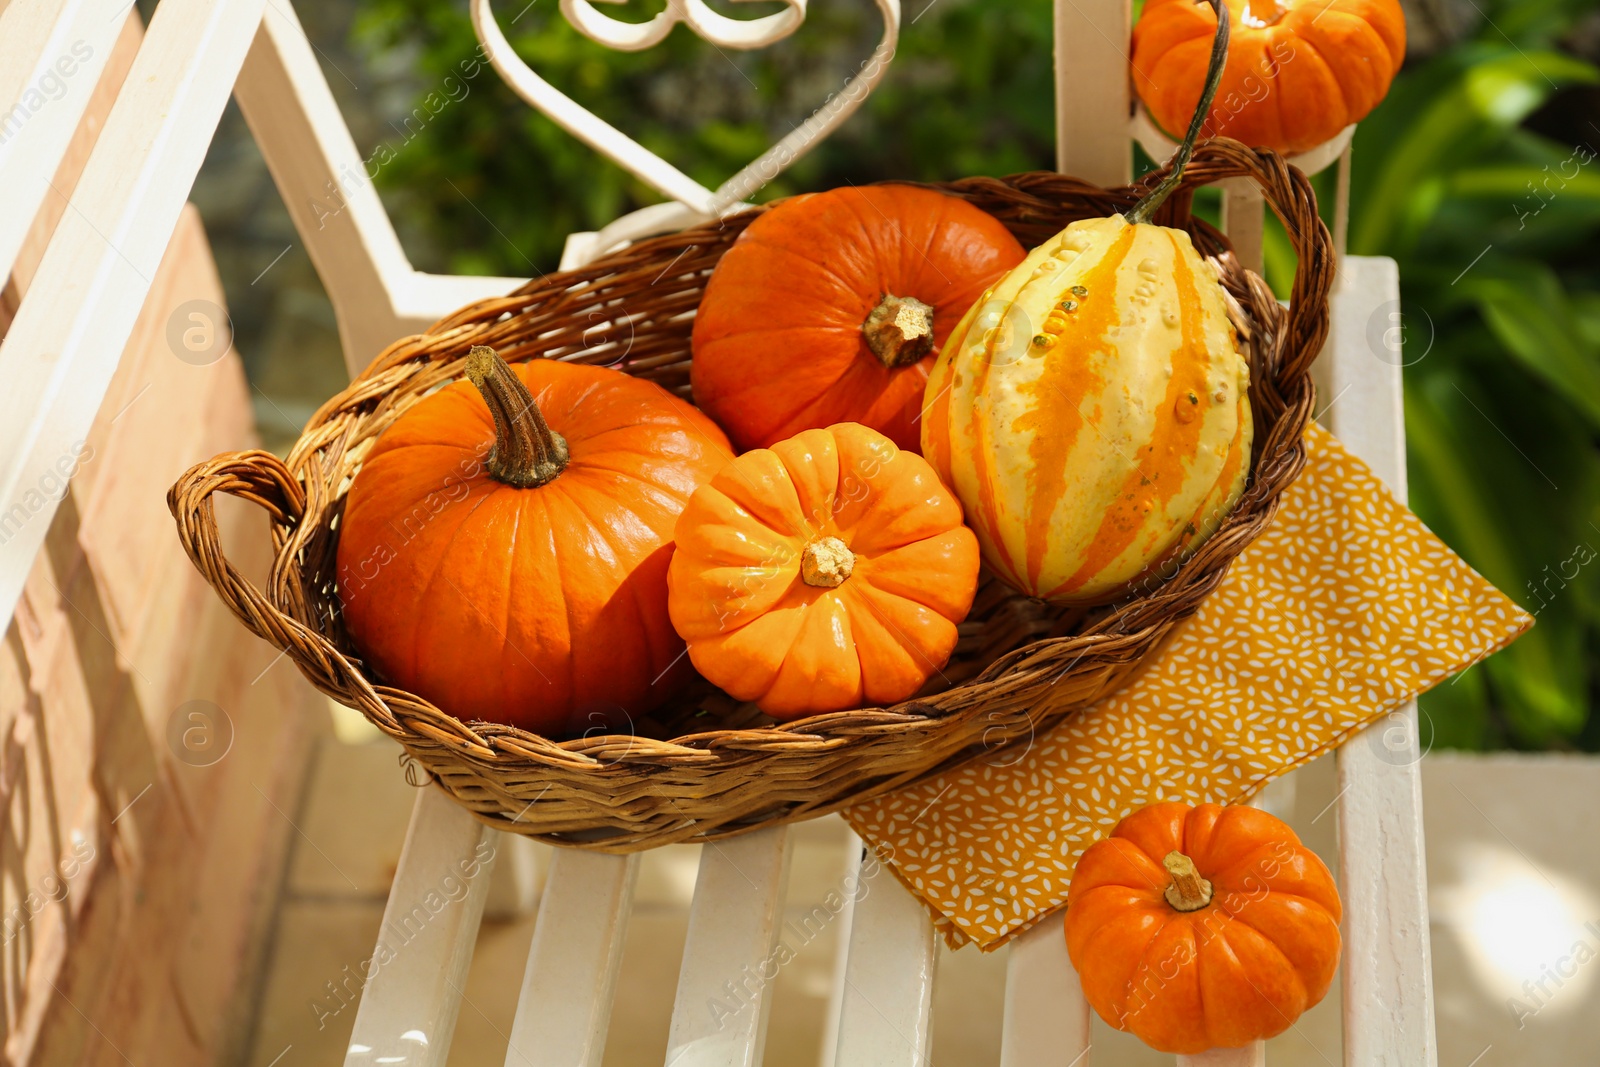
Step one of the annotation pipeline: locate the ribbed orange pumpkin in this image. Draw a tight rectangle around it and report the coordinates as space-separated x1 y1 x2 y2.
335 347 733 735
1065 802 1342 1054
690 186 1026 454
666 423 979 720
1132 0 1406 155
923 6 1251 604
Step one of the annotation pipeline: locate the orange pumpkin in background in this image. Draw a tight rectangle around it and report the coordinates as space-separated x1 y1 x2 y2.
1064 802 1342 1054
1132 0 1406 155
691 186 1026 454
336 346 733 735
667 423 979 720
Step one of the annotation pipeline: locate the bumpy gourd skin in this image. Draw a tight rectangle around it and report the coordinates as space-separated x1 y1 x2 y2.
922 213 1252 603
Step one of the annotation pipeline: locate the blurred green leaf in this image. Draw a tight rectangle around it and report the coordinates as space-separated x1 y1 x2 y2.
1451 261 1600 432
1420 662 1492 751
1489 0 1600 43
1448 165 1600 207
1572 292 1600 347
1404 369 1593 745
1351 49 1598 256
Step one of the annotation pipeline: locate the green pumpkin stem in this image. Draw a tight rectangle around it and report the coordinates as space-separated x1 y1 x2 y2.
1163 851 1214 912
464 345 569 488
1125 0 1232 226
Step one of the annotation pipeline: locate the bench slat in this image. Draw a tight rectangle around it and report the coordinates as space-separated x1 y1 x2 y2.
1178 1045 1266 1066
344 788 494 1066
1320 255 1439 1067
1000 918 1090 1066
665 828 792 1067
504 849 639 1067
828 843 937 1065
1052 0 1131 186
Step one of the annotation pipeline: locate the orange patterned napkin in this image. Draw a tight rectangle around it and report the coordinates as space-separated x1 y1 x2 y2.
843 422 1532 950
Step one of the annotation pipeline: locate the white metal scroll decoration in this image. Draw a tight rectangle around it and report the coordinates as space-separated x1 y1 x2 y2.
561 0 808 52
471 0 900 258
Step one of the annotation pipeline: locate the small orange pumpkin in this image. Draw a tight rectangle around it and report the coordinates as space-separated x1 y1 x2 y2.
690 186 1026 454
1132 0 1406 155
336 346 732 735
1064 801 1341 1054
666 423 979 720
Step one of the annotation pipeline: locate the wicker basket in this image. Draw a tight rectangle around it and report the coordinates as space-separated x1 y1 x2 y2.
169 138 1330 851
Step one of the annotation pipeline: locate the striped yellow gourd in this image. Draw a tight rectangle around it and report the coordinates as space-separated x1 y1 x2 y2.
920 212 1253 604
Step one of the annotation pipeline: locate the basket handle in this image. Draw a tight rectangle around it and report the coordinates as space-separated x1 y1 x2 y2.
168 448 301 633
167 450 381 705
1164 138 1334 408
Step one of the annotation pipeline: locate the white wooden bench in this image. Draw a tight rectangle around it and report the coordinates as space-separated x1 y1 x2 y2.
0 1 1435 1063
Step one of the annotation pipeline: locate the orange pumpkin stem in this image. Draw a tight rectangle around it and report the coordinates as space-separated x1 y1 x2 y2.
1162 851 1214 912
464 345 570 488
862 293 935 368
1125 0 1231 226
801 536 856 588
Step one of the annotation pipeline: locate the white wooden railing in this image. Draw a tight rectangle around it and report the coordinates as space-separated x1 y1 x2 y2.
0 1 1433 1063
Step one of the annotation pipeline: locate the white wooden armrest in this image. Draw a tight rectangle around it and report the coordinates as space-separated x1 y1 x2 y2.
665 827 792 1067
0 0 133 281
344 788 494 1066
0 0 265 636
829 841 937 1065
504 848 639 1067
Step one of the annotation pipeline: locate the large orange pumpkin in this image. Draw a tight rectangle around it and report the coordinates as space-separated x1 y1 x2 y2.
1132 0 1406 155
336 346 733 735
1064 802 1342 1054
666 423 979 720
690 186 1026 454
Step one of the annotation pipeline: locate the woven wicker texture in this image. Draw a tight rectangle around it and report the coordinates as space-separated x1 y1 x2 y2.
169 139 1331 851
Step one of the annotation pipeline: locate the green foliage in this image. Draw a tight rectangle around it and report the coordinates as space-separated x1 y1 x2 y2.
1332 24 1600 751
351 0 1600 749
350 0 1057 273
